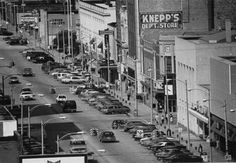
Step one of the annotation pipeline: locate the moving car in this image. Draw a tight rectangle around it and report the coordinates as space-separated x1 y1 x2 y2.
69 134 87 154
98 131 117 143
8 76 19 84
23 68 33 77
20 87 32 93
56 94 67 103
19 91 34 101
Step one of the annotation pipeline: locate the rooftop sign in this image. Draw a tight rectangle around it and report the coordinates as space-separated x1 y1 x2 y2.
140 11 182 30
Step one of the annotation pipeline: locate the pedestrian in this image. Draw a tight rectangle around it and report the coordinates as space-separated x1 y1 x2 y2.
170 114 173 124
127 87 131 101
198 144 203 155
216 140 220 149
161 115 165 125
154 114 159 124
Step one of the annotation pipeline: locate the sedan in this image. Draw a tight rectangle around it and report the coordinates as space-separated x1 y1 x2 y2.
19 91 35 101
56 94 67 103
98 131 117 143
61 76 87 84
8 76 20 84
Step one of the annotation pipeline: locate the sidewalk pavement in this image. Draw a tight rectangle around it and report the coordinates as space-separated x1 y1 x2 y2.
21 26 232 163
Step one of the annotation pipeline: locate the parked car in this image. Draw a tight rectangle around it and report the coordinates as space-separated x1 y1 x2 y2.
100 105 131 114
62 100 77 113
156 148 192 161
19 91 35 101
31 55 55 63
98 131 117 143
123 120 147 132
111 119 128 129
61 76 87 84
22 68 33 77
56 94 67 103
151 140 185 153
8 76 20 84
7 37 28 45
162 153 203 163
0 28 13 36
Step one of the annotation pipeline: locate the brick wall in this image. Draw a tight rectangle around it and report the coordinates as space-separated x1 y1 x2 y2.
214 0 236 29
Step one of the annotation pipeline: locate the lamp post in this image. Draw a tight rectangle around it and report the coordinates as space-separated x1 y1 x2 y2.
56 131 84 153
41 116 66 154
189 88 211 162
134 58 139 117
28 104 51 138
148 67 153 124
176 79 190 149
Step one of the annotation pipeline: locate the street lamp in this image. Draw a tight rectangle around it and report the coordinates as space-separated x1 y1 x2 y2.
41 116 66 154
203 99 231 161
147 67 153 124
56 131 85 153
176 79 190 149
28 104 51 138
188 88 211 162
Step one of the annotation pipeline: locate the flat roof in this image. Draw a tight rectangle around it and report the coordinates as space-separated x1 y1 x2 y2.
0 106 15 121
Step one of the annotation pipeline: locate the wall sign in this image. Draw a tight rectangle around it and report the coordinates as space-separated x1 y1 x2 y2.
140 11 182 30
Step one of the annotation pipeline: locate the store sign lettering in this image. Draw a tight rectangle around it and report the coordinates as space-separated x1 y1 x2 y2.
140 12 182 29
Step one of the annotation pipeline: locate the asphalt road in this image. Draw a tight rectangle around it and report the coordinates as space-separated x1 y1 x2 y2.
0 36 159 163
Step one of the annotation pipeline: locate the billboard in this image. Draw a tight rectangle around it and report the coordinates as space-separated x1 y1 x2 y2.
19 154 87 163
140 11 182 30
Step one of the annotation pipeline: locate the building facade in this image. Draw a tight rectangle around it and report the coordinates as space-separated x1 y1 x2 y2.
175 29 236 158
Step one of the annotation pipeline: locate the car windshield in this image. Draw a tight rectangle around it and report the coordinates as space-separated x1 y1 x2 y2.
10 76 17 79
21 92 32 95
59 95 66 98
70 141 86 145
103 132 114 136
22 88 31 92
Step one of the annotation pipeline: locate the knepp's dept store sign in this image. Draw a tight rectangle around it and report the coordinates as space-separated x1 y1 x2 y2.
140 11 182 29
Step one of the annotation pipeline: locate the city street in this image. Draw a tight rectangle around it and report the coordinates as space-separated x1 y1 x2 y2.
0 35 159 163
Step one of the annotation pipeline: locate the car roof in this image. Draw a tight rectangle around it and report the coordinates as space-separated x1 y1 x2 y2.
21 91 32 94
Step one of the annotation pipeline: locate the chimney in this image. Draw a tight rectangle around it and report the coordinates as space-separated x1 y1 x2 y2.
225 19 231 43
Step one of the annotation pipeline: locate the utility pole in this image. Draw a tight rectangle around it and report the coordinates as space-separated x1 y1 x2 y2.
185 80 190 150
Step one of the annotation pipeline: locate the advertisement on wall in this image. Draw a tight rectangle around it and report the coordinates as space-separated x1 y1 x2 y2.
140 11 182 30
20 154 87 163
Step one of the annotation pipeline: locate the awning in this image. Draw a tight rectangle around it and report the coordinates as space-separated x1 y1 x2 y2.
189 108 208 123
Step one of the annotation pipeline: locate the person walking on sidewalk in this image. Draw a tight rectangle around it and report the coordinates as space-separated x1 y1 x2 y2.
154 114 159 124
170 114 173 124
127 87 131 101
161 114 165 125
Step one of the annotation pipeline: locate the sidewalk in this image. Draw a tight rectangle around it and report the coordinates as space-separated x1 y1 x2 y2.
105 86 231 163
